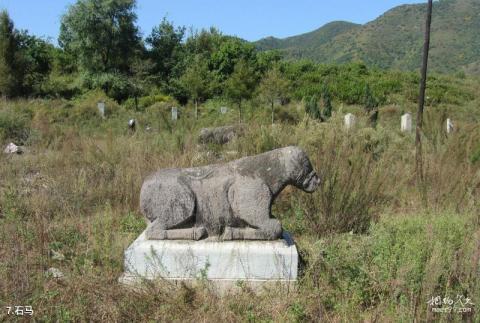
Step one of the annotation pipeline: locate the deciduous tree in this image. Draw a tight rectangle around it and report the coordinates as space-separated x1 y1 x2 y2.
180 55 213 119
59 0 141 74
224 59 258 122
258 66 290 124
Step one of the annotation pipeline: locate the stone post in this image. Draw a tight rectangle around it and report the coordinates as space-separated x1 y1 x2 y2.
172 107 178 121
97 101 105 119
344 113 356 130
401 113 412 132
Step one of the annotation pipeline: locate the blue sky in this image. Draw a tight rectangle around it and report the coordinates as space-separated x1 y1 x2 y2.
0 0 423 43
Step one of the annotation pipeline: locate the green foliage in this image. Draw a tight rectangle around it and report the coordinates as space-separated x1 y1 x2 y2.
0 10 25 97
255 0 480 74
146 17 185 84
81 72 136 102
0 106 31 143
41 73 81 99
303 212 478 318
291 129 388 236
321 82 332 119
124 92 172 111
179 54 214 115
258 66 290 123
70 89 120 124
224 59 259 121
210 37 257 79
120 212 145 234
59 0 141 74
364 84 378 112
304 95 321 120
17 31 54 95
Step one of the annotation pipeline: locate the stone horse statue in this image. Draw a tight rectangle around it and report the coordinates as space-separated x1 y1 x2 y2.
140 146 320 240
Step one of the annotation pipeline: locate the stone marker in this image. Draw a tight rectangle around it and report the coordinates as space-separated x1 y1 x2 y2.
45 267 64 279
171 107 178 121
220 106 228 114
198 125 243 145
344 113 356 130
4 142 22 154
120 146 320 290
401 113 412 132
128 119 136 132
97 101 105 118
446 118 454 134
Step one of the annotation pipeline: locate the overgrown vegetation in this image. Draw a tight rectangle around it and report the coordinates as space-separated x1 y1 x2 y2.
0 0 479 321
1 86 479 321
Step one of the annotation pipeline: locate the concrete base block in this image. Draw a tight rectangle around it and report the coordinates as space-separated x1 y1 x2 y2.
119 231 298 293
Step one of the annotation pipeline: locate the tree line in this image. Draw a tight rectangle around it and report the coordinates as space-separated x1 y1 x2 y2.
0 0 457 123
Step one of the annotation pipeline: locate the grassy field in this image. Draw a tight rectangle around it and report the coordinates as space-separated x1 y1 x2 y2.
0 84 479 322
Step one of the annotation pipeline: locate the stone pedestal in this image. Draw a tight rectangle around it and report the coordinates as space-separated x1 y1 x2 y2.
119 231 298 292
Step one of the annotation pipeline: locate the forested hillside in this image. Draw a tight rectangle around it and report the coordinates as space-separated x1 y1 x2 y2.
255 0 480 73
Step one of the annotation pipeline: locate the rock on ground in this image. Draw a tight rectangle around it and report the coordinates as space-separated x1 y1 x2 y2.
198 125 244 145
45 267 64 279
3 143 23 154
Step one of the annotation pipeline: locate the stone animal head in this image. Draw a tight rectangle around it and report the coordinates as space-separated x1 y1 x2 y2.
283 146 320 193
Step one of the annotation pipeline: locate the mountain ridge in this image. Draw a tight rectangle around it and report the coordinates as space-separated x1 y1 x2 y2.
254 0 480 73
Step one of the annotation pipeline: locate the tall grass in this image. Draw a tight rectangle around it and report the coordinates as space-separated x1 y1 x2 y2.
0 96 479 321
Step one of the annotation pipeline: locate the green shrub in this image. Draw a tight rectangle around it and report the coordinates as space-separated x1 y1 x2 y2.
301 212 478 320
304 95 322 120
70 90 120 124
124 93 173 111
0 107 32 143
290 129 389 236
81 72 136 103
41 74 82 99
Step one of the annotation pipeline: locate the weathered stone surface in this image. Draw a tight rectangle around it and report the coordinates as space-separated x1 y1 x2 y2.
45 267 64 279
171 107 178 121
140 146 320 241
198 125 244 145
3 143 22 154
447 118 454 134
97 101 105 118
120 231 298 291
128 119 136 131
344 113 356 130
401 113 412 132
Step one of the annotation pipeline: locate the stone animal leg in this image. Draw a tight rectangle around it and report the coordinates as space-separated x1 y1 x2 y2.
142 177 203 240
224 179 282 240
222 220 281 240
146 220 207 240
